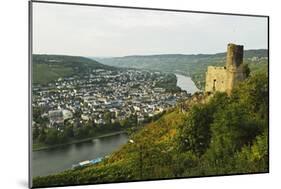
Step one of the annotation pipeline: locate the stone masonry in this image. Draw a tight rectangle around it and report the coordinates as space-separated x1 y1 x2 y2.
205 43 246 94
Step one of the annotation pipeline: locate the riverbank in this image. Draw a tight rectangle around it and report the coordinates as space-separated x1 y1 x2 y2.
33 130 127 151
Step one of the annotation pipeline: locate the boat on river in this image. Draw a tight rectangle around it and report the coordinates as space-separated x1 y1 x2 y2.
72 157 104 169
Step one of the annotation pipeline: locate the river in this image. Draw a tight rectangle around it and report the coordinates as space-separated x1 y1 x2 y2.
175 74 199 94
32 133 128 177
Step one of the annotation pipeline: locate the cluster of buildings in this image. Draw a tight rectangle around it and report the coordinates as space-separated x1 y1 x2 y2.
32 69 189 128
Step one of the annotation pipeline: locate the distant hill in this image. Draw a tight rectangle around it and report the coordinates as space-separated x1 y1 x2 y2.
32 54 114 85
95 49 268 70
95 49 268 89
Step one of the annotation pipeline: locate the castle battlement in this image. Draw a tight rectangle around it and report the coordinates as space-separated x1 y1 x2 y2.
207 66 226 71
205 43 246 95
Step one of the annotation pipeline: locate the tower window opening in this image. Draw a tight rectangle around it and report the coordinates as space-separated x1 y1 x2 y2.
213 79 216 91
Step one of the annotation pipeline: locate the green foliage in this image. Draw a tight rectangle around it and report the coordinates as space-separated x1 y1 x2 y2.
44 129 60 145
234 131 268 173
232 72 268 123
193 72 268 175
243 63 251 78
37 129 46 143
177 104 212 156
32 54 114 85
32 125 40 140
33 63 74 85
203 102 264 171
177 72 268 176
155 73 181 92
177 92 229 156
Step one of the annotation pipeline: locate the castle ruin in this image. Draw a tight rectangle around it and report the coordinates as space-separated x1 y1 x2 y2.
205 43 247 94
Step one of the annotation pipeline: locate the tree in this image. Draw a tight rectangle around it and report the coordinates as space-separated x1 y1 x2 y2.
33 125 40 140
64 125 74 138
177 92 229 156
201 74 268 173
38 128 47 143
232 72 268 119
243 63 251 78
104 112 112 125
177 104 212 156
45 129 59 145
234 131 268 173
205 102 263 166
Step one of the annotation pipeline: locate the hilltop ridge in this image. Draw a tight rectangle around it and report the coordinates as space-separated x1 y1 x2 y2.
32 54 115 85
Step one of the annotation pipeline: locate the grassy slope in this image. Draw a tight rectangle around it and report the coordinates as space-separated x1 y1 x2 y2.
33 64 74 85
32 54 113 85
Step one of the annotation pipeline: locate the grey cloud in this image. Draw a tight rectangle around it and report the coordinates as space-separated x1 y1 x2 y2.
33 2 268 57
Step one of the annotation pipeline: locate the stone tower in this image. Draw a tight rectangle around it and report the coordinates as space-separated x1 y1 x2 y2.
205 43 246 94
225 43 246 94
226 43 244 69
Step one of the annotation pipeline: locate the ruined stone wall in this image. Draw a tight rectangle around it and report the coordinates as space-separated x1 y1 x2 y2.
205 66 228 92
227 66 246 90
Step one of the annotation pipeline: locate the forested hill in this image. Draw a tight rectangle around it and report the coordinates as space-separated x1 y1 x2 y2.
95 49 268 89
32 54 115 85
95 49 268 69
33 71 269 188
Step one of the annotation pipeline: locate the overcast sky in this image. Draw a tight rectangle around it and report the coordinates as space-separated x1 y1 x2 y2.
33 2 268 57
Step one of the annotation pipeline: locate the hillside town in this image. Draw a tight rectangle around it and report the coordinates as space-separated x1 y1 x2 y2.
32 69 189 129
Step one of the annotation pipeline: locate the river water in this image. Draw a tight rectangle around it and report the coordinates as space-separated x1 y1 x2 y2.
32 74 198 177
175 74 199 94
32 133 128 177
